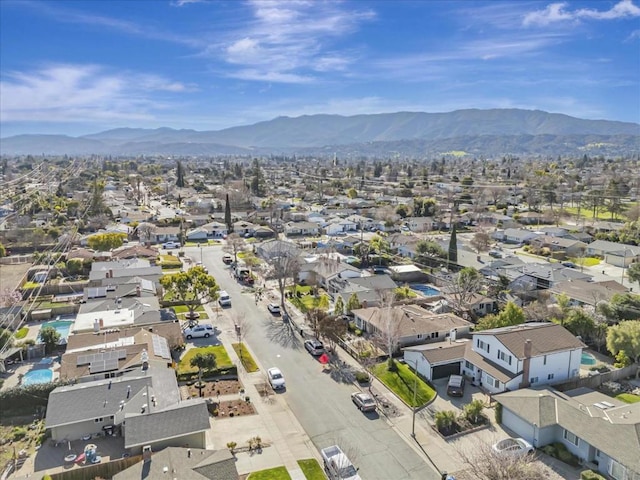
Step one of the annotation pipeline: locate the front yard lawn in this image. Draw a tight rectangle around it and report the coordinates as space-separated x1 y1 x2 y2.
248 466 291 480
178 346 233 375
616 393 640 404
297 459 325 480
158 254 183 269
15 327 29 339
372 361 435 407
568 256 601 267
232 343 259 372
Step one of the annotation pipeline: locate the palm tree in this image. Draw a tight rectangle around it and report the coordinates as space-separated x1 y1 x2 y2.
190 352 217 395
435 410 457 435
463 399 485 424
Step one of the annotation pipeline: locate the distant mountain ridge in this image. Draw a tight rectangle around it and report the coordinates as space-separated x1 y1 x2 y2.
2 109 638 156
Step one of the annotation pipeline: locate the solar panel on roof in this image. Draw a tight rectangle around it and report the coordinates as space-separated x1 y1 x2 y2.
90 358 119 373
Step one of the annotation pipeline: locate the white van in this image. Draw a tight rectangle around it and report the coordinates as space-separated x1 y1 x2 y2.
218 290 231 307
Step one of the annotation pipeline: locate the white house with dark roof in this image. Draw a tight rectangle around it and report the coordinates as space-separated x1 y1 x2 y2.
404 322 585 393
496 386 640 480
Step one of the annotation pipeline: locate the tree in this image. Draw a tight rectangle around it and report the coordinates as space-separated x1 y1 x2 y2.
463 399 485 424
333 295 344 316
563 308 596 340
369 235 389 265
345 293 361 314
222 233 246 263
176 160 185 188
318 315 348 351
395 204 409 218
476 302 525 331
597 293 640 323
448 224 458 264
470 230 492 255
87 232 127 251
415 239 446 262
263 242 300 312
159 266 219 321
190 352 217 390
136 222 155 244
606 320 640 363
0 242 6 258
449 267 482 311
455 440 548 480
434 410 457 435
224 193 232 233
346 187 358 199
306 308 329 340
628 262 640 288
0 328 13 350
39 326 61 354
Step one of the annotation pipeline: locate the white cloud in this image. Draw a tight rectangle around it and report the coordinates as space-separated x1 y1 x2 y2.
0 64 192 123
524 0 640 26
627 29 640 40
172 0 206 6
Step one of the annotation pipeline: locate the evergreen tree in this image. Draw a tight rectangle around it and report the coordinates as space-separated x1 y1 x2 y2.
224 193 232 233
448 224 458 264
176 160 185 188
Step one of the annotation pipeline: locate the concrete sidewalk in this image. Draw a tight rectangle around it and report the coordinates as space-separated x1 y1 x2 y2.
202 301 318 480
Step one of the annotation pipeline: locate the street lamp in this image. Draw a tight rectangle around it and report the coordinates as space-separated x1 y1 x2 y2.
411 359 419 438
200 244 203 264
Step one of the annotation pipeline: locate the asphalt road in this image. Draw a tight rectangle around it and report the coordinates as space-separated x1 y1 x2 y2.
186 245 440 480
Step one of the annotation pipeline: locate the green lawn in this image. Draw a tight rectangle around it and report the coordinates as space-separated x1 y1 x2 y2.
568 257 601 267
15 327 29 339
372 361 436 407
172 304 205 314
297 459 325 480
247 466 292 480
232 343 259 372
184 240 220 246
560 206 623 221
616 393 640 404
158 254 183 268
178 346 233 375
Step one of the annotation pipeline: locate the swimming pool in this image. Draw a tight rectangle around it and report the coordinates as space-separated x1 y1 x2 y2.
22 368 54 386
38 320 74 343
410 284 441 297
581 352 597 366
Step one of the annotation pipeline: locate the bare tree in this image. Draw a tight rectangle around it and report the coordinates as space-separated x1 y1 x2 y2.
223 233 247 263
447 267 483 314
372 291 402 370
470 230 492 255
306 308 329 339
455 440 549 480
136 222 155 245
232 311 253 370
318 315 348 352
264 242 300 311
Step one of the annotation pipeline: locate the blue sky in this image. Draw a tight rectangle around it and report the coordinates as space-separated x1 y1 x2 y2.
1 0 639 137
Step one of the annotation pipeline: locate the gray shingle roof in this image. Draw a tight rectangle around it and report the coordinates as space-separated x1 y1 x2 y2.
124 399 210 448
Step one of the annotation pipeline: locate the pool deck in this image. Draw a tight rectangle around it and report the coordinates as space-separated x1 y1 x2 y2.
0 359 61 391
579 349 614 375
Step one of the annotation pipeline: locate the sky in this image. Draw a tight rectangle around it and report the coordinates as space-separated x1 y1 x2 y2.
1 0 639 137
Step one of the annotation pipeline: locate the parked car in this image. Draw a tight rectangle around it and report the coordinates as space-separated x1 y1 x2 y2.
304 339 325 356
162 241 180 249
321 445 361 480
267 303 281 315
488 250 502 258
267 367 286 390
183 323 213 339
492 438 534 457
222 254 233 264
562 261 577 268
446 374 465 397
350 392 376 412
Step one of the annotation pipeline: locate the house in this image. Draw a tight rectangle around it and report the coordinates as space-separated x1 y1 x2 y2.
202 221 228 238
404 322 585 393
585 240 640 267
406 217 436 233
529 235 588 256
255 239 302 261
496 387 640 480
151 226 180 244
494 228 540 245
499 263 593 290
550 280 629 307
284 221 320 237
233 221 258 236
517 211 547 225
298 256 361 289
326 218 358 236
113 447 239 480
352 305 472 350
185 227 209 242
45 368 210 454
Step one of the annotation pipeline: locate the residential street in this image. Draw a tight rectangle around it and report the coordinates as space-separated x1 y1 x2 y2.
187 245 441 480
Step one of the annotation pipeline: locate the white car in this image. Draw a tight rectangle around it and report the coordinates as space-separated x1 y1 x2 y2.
162 241 180 249
492 438 534 457
267 367 286 390
183 324 213 339
267 303 281 315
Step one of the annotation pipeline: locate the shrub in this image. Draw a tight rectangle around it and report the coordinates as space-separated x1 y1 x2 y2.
494 403 502 424
12 427 27 440
355 371 370 384
581 471 607 480
226 441 237 453
15 327 29 339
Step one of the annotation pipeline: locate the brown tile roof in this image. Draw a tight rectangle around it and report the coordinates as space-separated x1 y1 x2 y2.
474 322 585 359
65 323 183 352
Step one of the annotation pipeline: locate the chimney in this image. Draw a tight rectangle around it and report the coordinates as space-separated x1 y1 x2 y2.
142 445 152 463
109 269 113 278
520 339 533 389
187 448 191 458
136 284 141 297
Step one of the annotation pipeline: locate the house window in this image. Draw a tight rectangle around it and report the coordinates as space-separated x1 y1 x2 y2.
563 429 580 447
416 334 423 339
609 460 626 480
94 417 104 423
498 351 512 365
530 377 539 384
547 373 554 380
431 332 439 339
465 361 473 369
543 355 547 365
477 340 490 353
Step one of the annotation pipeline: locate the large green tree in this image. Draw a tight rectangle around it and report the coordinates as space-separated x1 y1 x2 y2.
160 266 219 320
415 240 446 261
475 302 525 331
628 262 640 289
346 293 361 314
190 352 217 390
606 320 640 363
87 232 127 251
39 326 61 354
224 193 232 233
176 160 185 188
448 224 458 264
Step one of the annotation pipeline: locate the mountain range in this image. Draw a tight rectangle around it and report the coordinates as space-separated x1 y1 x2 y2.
2 109 638 157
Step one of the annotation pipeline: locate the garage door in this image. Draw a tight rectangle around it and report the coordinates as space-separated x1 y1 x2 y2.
432 362 461 379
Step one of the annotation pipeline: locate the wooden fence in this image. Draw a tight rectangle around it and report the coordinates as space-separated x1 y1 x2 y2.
553 364 639 392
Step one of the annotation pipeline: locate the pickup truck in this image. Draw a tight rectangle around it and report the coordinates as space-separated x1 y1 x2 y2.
321 445 361 480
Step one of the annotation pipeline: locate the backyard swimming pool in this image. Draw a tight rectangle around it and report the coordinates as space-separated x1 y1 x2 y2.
581 352 597 366
38 320 74 343
410 284 441 297
22 368 54 386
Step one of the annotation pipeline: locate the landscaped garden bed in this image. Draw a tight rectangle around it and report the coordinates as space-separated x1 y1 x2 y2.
210 399 256 418
185 378 243 397
432 400 489 439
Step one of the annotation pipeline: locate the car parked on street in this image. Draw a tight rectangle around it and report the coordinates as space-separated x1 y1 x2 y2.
162 241 180 249
304 339 325 356
488 250 503 258
267 367 285 390
183 323 213 339
222 254 233 264
350 392 376 412
492 438 534 457
267 303 281 315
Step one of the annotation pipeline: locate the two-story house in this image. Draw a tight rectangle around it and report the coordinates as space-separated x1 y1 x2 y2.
404 322 584 393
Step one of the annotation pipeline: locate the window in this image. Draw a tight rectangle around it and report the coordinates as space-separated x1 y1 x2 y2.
431 332 439 339
416 334 423 339
498 351 512 365
465 360 473 369
609 460 626 480
564 429 579 447
94 417 104 423
477 340 490 353
543 355 547 365
547 373 555 380
530 376 539 384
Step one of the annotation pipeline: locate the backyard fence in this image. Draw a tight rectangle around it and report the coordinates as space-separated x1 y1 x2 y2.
553 364 639 392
